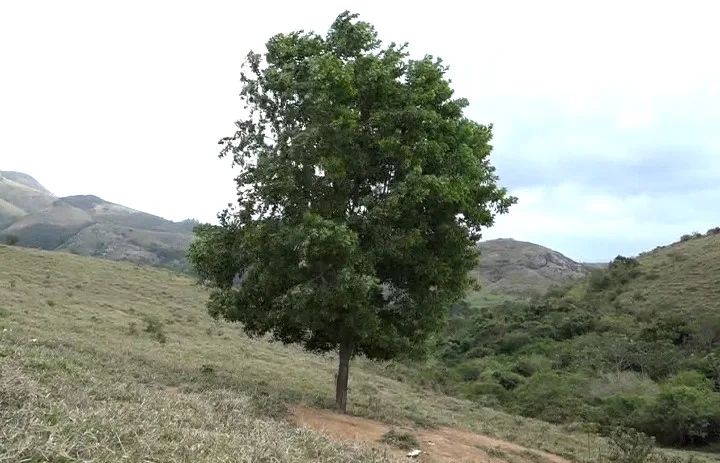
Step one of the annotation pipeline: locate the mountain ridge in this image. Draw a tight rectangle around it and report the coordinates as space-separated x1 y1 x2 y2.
0 171 197 270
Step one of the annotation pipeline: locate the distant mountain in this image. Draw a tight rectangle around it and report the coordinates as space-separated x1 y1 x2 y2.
474 238 596 296
0 171 198 270
1 171 600 288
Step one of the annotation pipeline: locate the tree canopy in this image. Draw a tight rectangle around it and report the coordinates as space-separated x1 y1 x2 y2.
188 10 516 412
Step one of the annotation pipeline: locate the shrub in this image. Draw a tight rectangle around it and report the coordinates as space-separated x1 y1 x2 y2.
591 394 651 430
638 386 718 446
510 372 587 423
589 372 659 400
497 331 532 353
512 355 552 377
491 369 525 391
663 371 714 392
4 235 18 246
707 227 720 236
127 322 139 336
607 426 656 463
456 361 482 382
588 269 613 291
142 315 167 344
462 381 507 401
247 390 288 420
380 428 419 450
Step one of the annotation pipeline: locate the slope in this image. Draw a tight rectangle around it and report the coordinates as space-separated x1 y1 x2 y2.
422 229 720 452
568 228 720 318
474 238 592 296
0 171 57 228
1 244 708 462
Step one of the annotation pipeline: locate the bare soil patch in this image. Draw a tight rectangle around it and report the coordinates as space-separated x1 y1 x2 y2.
288 405 572 463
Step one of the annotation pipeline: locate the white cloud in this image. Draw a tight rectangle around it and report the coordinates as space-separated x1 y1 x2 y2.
617 110 656 130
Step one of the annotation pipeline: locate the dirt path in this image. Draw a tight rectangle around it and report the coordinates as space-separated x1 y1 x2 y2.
288 406 572 463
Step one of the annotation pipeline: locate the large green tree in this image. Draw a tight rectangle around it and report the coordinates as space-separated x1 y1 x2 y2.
189 11 516 413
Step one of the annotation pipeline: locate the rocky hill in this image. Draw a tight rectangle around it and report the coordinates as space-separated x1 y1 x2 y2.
0 171 197 270
474 238 596 296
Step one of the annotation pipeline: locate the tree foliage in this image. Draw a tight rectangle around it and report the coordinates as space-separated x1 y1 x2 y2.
188 11 515 411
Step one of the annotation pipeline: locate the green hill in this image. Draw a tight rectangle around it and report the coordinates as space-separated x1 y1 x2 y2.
568 228 720 318
421 229 720 452
1 244 711 462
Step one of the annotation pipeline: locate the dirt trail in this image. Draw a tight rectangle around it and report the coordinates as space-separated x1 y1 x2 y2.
288 406 572 463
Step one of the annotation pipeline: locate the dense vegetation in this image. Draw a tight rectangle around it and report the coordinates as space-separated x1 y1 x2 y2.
414 233 720 449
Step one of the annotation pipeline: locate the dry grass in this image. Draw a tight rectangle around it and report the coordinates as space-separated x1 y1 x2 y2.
0 245 713 462
568 231 720 317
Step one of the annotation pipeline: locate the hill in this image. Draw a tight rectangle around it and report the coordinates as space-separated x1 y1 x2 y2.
474 238 594 296
0 170 57 228
420 229 720 452
567 228 720 318
0 171 197 270
0 244 709 462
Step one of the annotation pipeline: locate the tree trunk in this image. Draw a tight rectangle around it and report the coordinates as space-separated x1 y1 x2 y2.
335 338 353 413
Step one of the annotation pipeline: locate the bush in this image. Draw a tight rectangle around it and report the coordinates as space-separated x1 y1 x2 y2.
707 227 720 236
380 428 419 450
591 394 651 430
4 235 18 246
607 426 656 463
512 355 552 377
142 315 167 344
510 372 587 423
456 360 482 382
491 369 525 391
462 381 507 401
638 386 719 446
663 371 714 392
497 331 532 353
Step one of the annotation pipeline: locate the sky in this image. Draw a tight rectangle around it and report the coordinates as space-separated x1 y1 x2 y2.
1 0 719 262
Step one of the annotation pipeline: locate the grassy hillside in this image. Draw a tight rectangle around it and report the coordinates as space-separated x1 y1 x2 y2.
474 239 592 296
421 230 720 453
1 244 710 462
568 228 720 317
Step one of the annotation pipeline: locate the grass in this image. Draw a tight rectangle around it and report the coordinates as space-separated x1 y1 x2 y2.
0 244 714 462
570 231 720 317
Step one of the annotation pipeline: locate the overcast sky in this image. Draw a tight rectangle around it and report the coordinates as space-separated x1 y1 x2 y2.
2 1 719 262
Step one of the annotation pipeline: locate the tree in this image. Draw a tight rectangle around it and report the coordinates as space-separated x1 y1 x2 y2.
188 11 516 413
